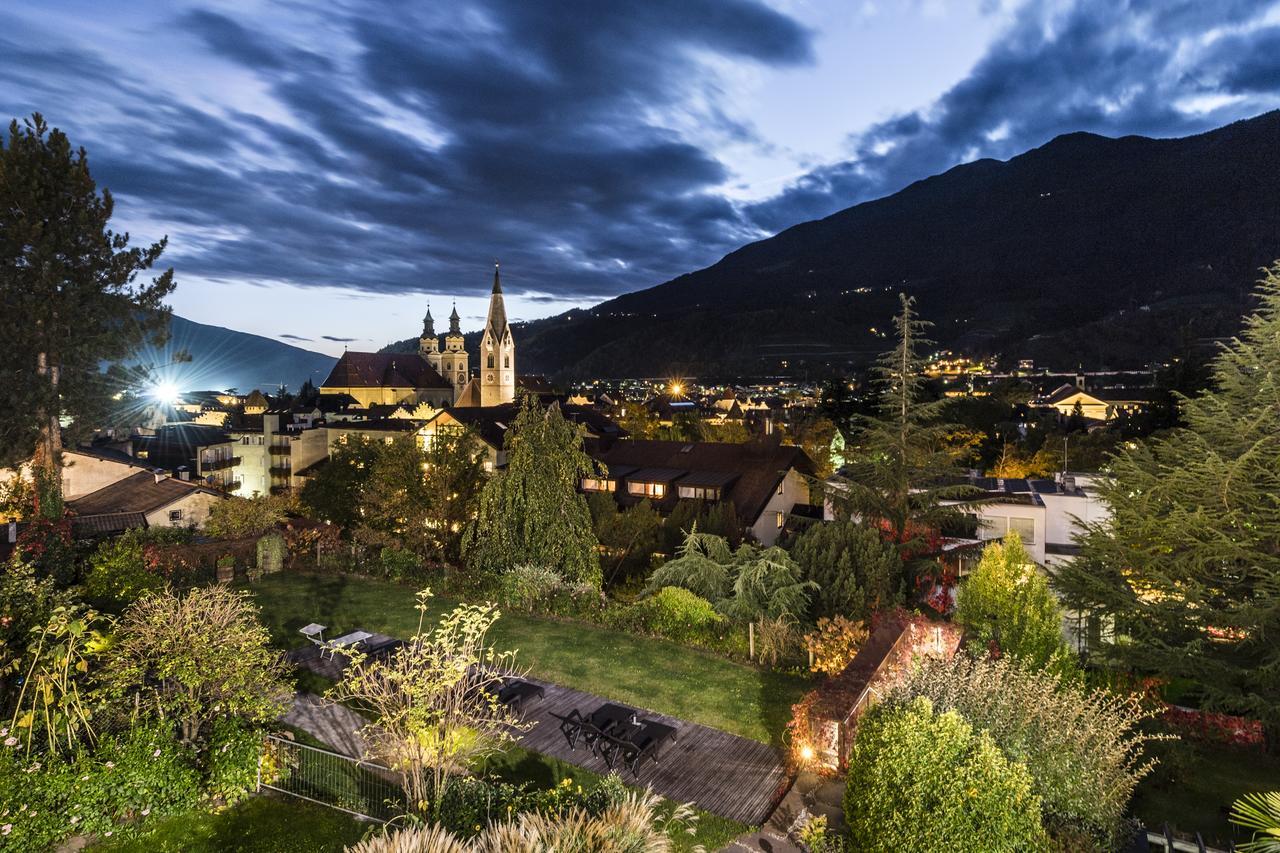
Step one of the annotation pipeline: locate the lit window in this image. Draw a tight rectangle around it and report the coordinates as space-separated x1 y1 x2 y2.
776 481 785 495
581 477 616 492
775 511 785 528
678 486 720 501
627 481 665 498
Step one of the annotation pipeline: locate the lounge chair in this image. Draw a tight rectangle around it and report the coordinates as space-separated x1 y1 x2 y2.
324 630 373 660
624 720 678 775
497 679 545 714
552 709 587 750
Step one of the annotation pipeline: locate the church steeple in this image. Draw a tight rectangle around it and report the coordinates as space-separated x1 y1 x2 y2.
419 303 440 362
448 302 461 335
480 261 516 406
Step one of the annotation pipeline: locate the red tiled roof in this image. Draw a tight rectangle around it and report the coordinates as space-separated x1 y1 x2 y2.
321 352 452 390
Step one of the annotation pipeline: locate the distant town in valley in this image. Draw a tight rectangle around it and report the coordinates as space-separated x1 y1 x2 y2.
4 3 1280 852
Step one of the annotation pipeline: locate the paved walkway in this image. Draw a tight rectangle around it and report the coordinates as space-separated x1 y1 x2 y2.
283 692 370 758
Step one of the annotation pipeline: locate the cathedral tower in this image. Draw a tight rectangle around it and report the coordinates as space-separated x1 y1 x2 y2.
419 305 442 373
440 302 469 400
480 263 516 406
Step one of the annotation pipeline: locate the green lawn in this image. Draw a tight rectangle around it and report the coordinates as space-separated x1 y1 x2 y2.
1131 741 1280 846
93 796 369 852
247 572 809 745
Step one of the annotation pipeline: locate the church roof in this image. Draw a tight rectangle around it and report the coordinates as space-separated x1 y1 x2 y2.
321 351 452 390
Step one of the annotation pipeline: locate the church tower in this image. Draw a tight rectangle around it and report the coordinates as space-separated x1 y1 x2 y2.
440 302 469 401
480 263 516 406
419 305 442 373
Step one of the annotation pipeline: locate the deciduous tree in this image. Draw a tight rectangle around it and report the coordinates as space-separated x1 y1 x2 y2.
102 586 291 743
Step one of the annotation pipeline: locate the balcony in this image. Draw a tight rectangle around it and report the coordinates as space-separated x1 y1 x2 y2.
202 456 242 471
268 444 292 455
269 485 290 495
269 465 292 476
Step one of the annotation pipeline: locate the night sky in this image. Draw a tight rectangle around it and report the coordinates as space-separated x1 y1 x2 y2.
5 1 1280 354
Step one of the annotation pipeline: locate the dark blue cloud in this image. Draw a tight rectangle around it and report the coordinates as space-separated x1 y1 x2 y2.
1 0 1279 312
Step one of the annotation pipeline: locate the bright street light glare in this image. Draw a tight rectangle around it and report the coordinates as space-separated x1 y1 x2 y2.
150 382 180 405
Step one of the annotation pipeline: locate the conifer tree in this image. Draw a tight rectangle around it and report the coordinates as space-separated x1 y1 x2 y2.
0 115 174 514
827 295 977 575
1056 263 1280 739
463 397 601 584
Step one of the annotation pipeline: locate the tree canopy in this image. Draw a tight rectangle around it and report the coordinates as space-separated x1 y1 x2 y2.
0 114 175 509
463 398 601 584
955 532 1075 677
826 295 978 574
1056 263 1280 736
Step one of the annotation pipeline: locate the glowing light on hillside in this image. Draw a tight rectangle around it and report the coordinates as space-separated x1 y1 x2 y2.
669 381 684 397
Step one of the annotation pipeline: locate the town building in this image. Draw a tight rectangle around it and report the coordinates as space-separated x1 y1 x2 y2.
587 438 817 546
65 469 226 531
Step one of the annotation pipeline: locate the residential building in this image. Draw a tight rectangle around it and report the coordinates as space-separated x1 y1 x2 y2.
66 470 226 530
587 438 817 546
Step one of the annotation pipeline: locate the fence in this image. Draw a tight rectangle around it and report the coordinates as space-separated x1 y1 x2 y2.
258 734 406 822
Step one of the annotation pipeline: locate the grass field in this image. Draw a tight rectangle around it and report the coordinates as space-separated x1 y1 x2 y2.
93 796 369 852
246 571 810 746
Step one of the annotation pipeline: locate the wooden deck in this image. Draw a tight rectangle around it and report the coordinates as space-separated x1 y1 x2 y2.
514 675 788 825
288 631 401 680
287 640 790 825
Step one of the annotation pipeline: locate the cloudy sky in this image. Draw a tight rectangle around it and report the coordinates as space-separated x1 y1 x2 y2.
5 0 1280 355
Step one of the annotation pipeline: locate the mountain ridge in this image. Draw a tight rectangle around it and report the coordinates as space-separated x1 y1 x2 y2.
505 110 1280 378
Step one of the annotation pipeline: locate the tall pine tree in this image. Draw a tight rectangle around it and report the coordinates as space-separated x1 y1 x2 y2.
827 295 977 575
463 397 601 585
0 115 174 515
1056 263 1280 739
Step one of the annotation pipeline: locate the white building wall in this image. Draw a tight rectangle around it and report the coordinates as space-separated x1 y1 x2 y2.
750 468 809 546
61 452 145 500
143 491 224 530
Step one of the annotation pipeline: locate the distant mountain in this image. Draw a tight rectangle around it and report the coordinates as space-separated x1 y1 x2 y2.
507 111 1280 379
145 315 336 394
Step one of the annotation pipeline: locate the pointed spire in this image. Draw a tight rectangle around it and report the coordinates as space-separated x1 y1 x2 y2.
449 301 461 335
485 262 508 339
422 303 435 337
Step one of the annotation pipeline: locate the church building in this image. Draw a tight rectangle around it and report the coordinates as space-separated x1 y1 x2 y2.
318 264 518 409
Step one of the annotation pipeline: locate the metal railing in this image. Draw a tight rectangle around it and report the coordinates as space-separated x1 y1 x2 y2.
259 734 406 822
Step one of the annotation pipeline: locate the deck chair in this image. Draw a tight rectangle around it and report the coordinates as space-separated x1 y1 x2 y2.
299 623 327 649
552 710 587 750
626 721 677 775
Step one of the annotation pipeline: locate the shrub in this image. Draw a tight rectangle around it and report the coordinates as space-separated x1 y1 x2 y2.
378 546 426 583
844 697 1048 852
804 615 869 676
83 534 163 609
498 565 566 612
202 718 261 806
352 789 696 853
434 772 631 836
632 586 722 642
0 720 202 850
790 520 903 620
495 566 603 619
954 533 1074 676
892 654 1160 847
11 517 79 587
